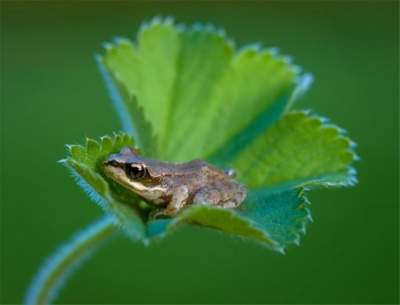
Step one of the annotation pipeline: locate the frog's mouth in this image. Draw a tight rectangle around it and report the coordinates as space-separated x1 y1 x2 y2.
102 162 131 187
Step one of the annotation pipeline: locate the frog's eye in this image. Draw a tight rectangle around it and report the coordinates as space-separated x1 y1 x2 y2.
107 160 120 167
126 163 147 180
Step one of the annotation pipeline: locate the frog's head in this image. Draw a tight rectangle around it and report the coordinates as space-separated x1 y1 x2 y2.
102 147 166 197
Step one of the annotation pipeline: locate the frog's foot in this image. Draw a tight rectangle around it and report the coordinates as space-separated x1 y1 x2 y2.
149 208 175 219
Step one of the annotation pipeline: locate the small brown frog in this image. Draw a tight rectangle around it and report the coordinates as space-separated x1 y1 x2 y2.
103 147 247 218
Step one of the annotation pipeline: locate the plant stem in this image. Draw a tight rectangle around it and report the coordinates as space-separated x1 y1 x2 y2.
25 216 117 305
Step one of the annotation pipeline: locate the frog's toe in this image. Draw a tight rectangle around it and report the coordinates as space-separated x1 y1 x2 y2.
149 209 168 219
149 208 178 219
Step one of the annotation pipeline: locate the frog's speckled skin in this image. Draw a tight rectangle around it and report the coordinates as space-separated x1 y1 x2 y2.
103 147 247 217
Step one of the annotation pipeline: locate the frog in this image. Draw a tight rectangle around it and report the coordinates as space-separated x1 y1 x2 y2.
102 147 247 218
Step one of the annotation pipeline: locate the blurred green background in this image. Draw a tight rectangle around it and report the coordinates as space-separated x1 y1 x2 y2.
1 1 398 304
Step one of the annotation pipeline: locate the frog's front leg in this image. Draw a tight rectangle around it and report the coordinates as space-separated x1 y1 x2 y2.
152 185 189 218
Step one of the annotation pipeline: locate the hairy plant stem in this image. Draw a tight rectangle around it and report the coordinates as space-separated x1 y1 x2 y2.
25 216 117 305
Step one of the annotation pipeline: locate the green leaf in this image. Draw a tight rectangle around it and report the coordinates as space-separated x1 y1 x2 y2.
238 188 311 248
147 204 281 252
61 133 146 241
62 18 358 253
146 188 310 252
97 56 157 156
99 17 305 162
99 19 179 156
231 111 358 191
62 132 313 252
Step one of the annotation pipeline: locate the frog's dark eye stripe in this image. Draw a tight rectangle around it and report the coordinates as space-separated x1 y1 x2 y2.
106 160 120 167
126 163 147 180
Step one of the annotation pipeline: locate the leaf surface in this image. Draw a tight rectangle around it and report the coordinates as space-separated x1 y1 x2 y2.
232 111 358 191
147 188 310 252
61 134 146 241
63 18 359 253
99 18 303 162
